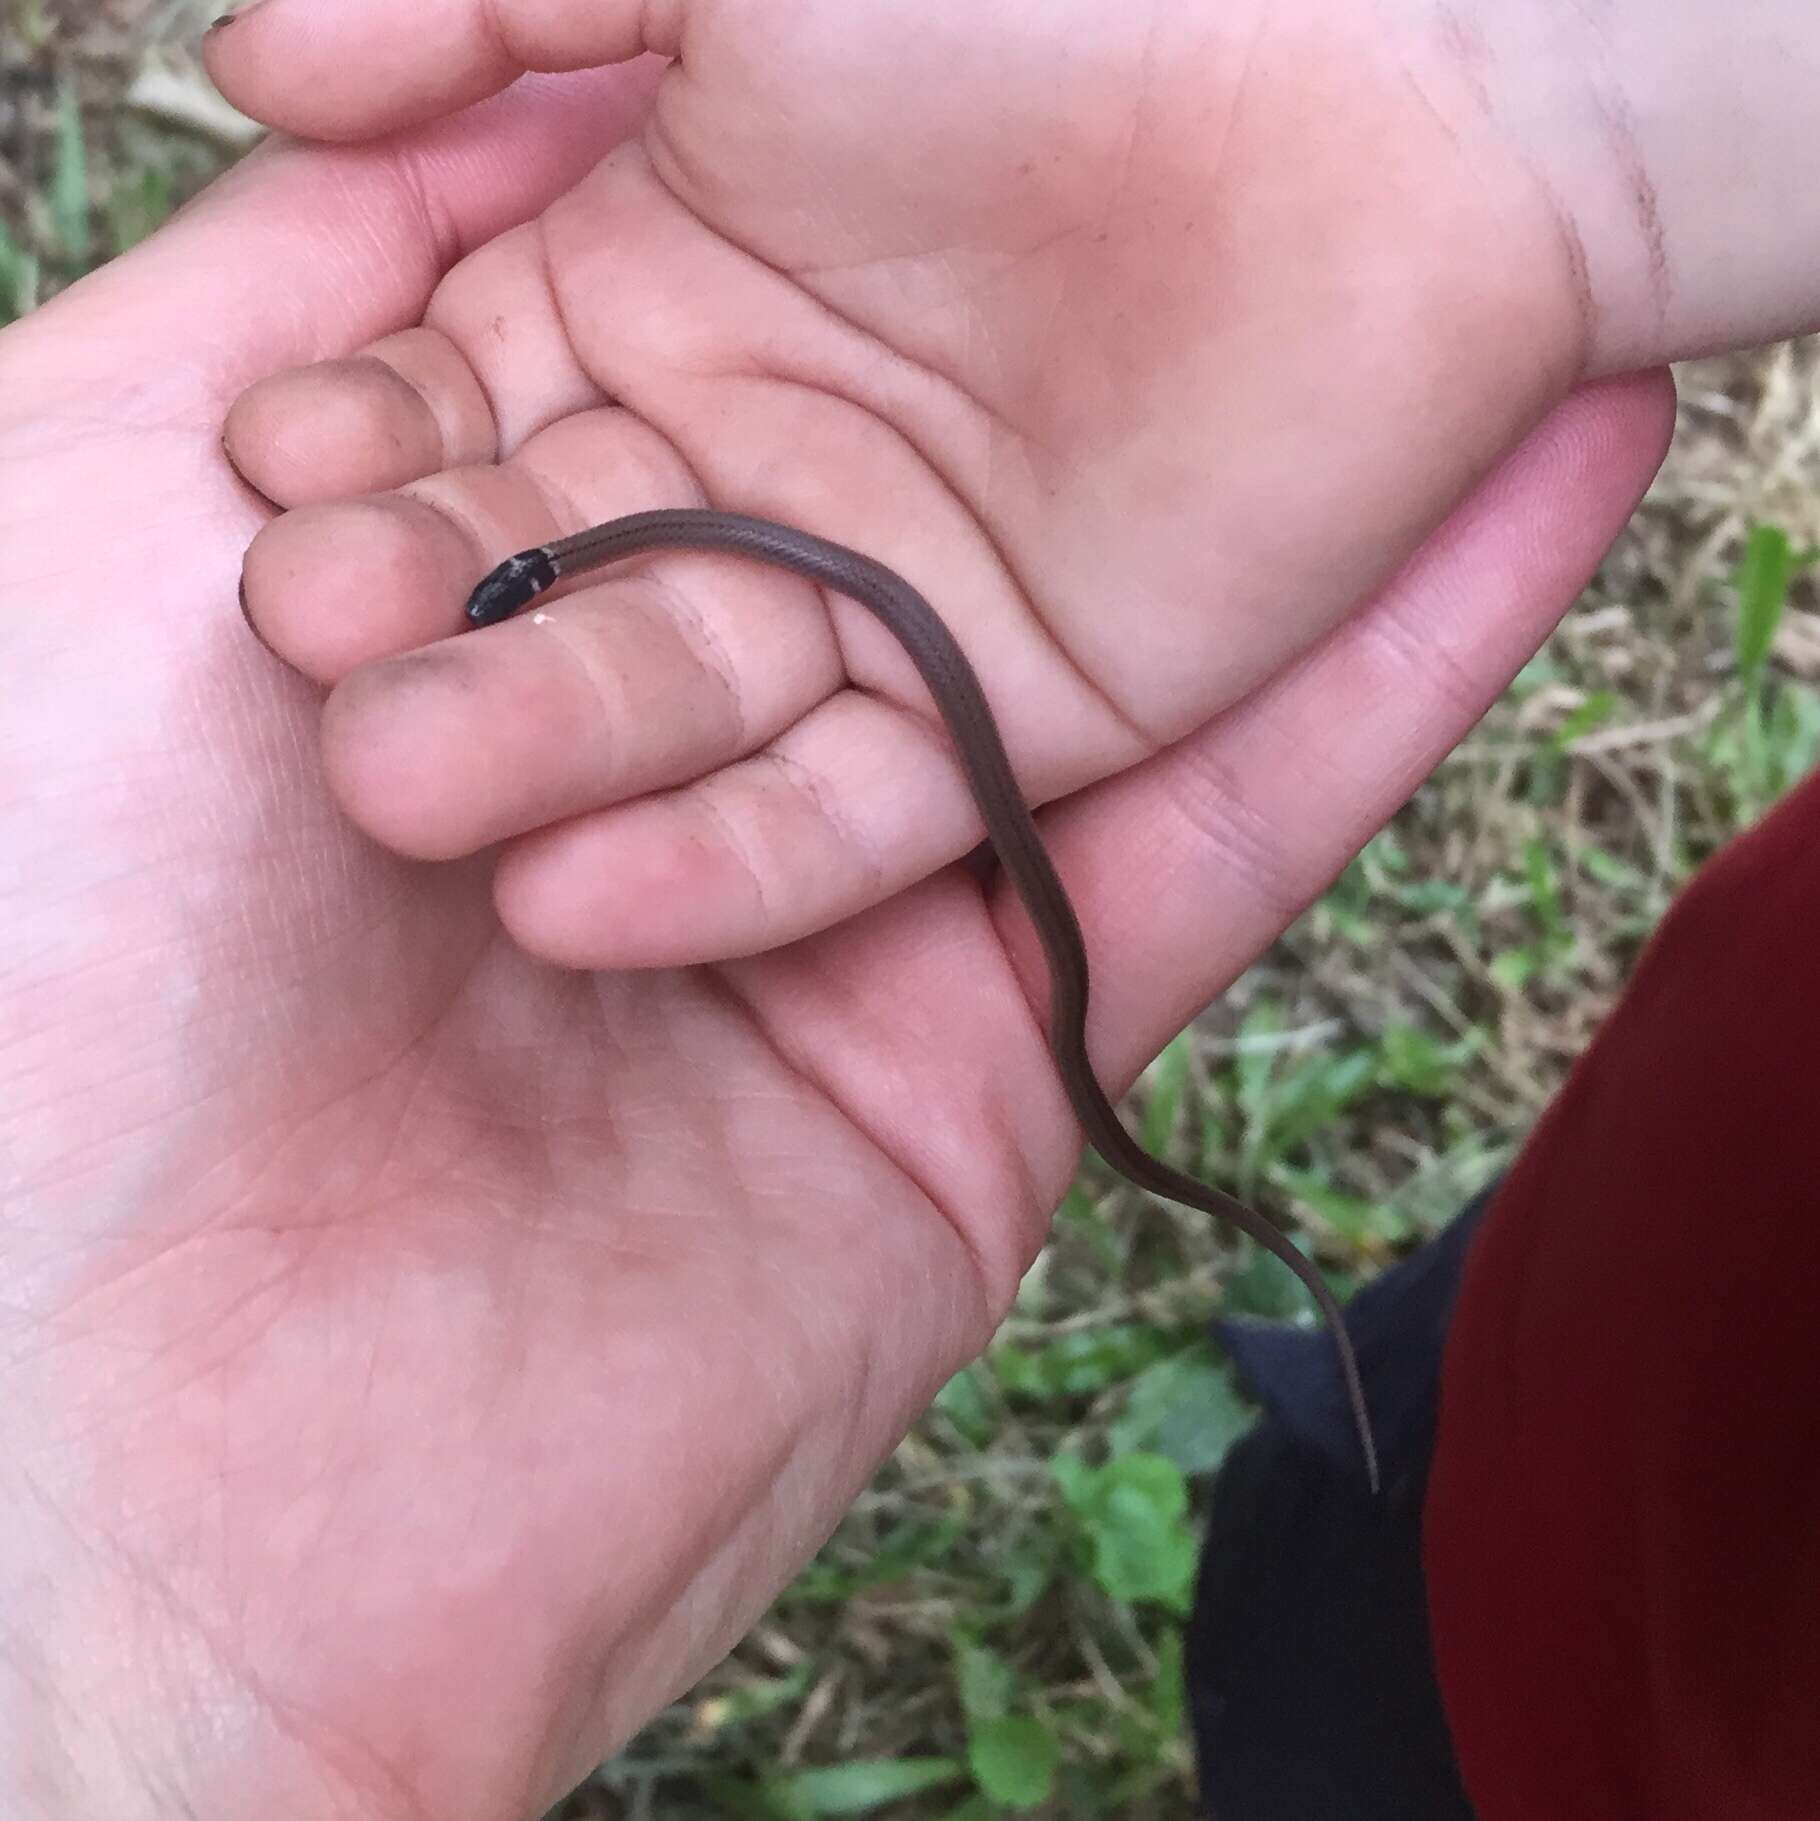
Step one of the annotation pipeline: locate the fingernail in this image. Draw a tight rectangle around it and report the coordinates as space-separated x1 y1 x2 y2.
220 429 249 485
237 575 276 655
206 1 266 34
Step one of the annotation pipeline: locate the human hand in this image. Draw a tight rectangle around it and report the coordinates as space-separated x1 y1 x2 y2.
0 23 1679 1821
207 0 1820 984
212 1 1599 982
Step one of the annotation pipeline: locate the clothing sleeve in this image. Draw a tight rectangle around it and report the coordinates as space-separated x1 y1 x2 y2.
1424 764 1820 1818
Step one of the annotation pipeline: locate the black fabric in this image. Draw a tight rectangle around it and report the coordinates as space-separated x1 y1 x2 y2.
1186 1191 1493 1820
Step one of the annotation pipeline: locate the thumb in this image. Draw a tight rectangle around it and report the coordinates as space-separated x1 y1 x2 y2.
204 0 676 142
8 62 661 410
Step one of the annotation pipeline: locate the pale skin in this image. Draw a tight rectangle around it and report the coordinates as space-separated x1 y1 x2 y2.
2 0 1814 1812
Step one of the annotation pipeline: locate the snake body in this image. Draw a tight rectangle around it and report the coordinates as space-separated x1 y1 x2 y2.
465 508 1379 1493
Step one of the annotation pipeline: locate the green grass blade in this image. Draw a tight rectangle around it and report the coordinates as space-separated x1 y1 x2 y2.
52 77 92 264
1733 523 1793 688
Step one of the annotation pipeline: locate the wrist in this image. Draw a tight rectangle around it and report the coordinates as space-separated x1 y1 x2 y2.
1455 0 1820 372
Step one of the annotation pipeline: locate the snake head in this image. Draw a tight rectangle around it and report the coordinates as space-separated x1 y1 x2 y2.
463 548 559 629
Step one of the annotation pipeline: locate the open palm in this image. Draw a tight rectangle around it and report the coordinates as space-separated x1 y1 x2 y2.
0 18 1670 1819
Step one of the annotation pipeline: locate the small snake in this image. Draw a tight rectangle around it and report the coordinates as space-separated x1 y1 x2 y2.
465 508 1379 1493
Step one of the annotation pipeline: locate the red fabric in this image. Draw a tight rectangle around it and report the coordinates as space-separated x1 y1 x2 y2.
1425 766 1820 1819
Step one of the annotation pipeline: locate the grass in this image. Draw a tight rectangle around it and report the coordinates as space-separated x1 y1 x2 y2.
1 0 249 323
6 15 1820 1820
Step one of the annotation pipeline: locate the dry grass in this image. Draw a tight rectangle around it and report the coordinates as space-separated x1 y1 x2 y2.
6 14 1818 1820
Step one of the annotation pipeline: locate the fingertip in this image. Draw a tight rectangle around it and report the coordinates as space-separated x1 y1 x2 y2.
491 822 629 972
1581 366 1678 473
322 649 484 859
237 572 278 657
492 810 750 974
201 0 661 144
226 363 417 509
1551 368 1679 508
240 497 470 683
203 0 517 142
